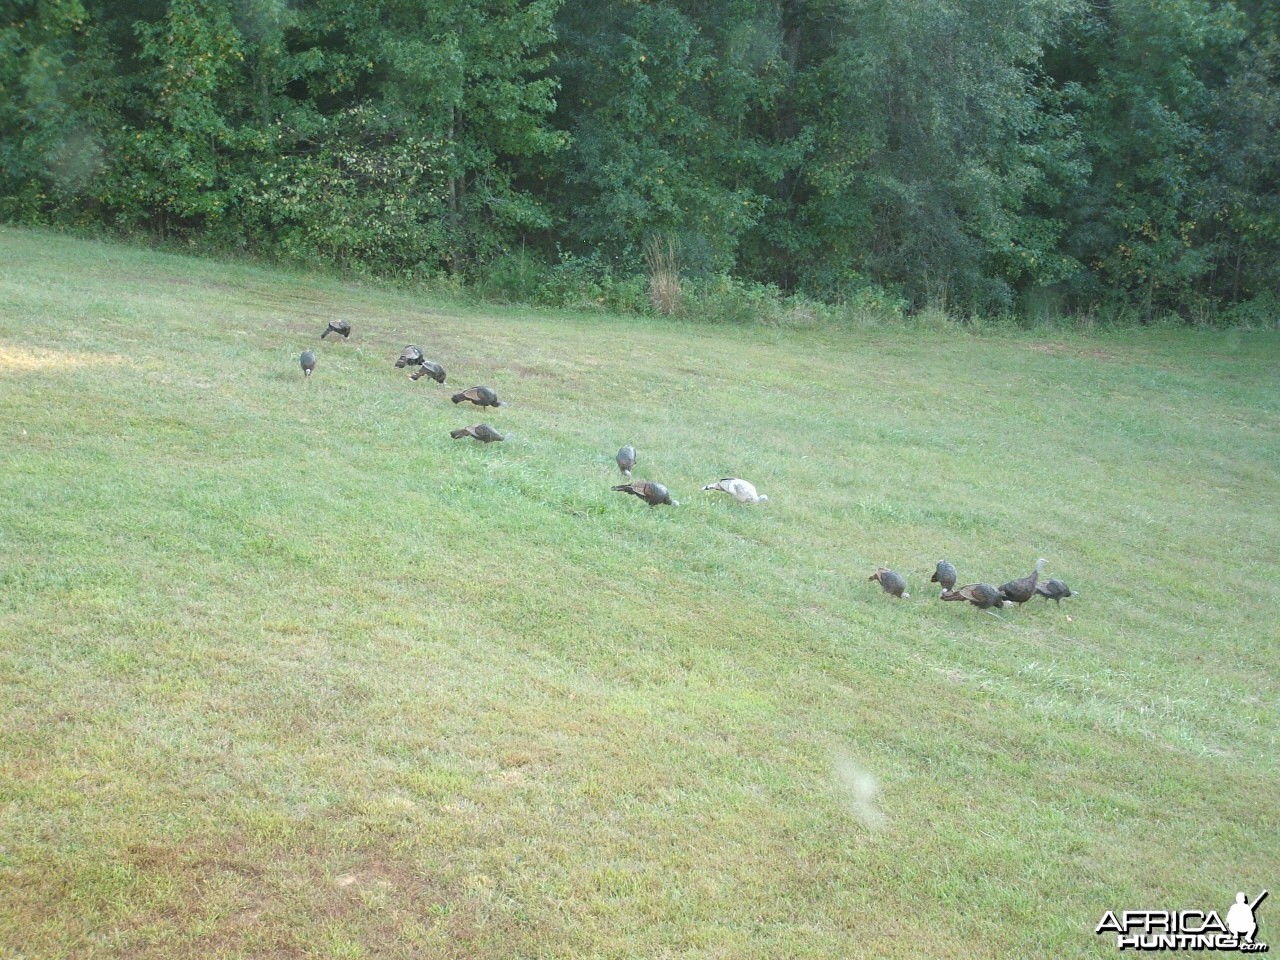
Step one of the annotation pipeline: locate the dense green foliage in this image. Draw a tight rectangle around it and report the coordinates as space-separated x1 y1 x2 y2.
2 0 1277 320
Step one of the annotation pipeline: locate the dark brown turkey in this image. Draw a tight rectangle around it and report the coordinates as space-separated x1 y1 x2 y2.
616 445 636 478
999 558 1048 605
409 361 447 383
450 423 504 443
931 560 958 592
451 385 506 408
940 583 1011 610
395 345 425 368
611 480 678 507
300 350 316 377
868 567 909 598
1035 579 1074 604
321 319 351 340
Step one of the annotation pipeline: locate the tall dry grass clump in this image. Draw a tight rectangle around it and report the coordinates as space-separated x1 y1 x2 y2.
645 235 682 316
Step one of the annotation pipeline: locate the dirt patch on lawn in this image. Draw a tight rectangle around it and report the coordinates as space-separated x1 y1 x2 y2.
0 342 128 372
508 362 562 380
1027 341 1115 361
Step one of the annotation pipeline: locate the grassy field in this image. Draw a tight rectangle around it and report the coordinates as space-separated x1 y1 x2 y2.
0 226 1276 959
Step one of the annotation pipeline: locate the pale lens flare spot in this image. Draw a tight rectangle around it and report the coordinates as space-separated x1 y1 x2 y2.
833 752 886 830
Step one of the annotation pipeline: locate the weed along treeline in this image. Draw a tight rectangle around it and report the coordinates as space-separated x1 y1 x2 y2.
2 0 1278 323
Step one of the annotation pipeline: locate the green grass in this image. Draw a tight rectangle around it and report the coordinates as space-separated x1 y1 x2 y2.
0 226 1277 959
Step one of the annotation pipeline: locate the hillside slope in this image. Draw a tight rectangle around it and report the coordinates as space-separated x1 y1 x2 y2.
1 228 1277 958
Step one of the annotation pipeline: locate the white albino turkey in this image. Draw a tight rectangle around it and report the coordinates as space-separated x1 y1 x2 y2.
701 478 768 504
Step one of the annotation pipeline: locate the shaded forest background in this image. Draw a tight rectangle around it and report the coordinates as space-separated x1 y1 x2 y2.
2 0 1277 323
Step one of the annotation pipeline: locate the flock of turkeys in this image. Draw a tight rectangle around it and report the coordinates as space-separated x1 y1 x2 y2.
870 557 1075 616
303 321 1073 614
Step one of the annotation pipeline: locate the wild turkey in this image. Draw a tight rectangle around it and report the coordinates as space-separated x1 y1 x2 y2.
616 445 636 478
931 560 958 593
451 385 506 408
702 478 768 504
395 345 425 368
941 583 1011 610
409 361 447 383
300 350 316 377
868 567 909 598
1035 579 1074 604
450 423 504 443
999 558 1048 605
611 480 678 507
321 319 351 340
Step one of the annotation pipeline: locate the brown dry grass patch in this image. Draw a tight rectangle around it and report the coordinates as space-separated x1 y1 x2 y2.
0 341 128 372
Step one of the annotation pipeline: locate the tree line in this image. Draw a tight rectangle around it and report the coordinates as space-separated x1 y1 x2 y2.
2 0 1277 322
